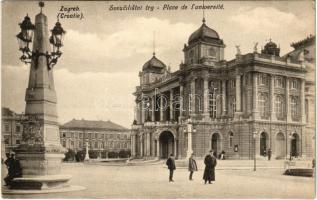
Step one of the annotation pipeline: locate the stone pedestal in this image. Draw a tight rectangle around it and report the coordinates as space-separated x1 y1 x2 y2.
10 11 77 192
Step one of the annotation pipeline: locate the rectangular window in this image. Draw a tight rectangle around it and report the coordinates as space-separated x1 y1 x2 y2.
305 99 309 122
4 124 10 132
290 96 300 120
16 140 20 145
62 141 66 147
16 125 21 132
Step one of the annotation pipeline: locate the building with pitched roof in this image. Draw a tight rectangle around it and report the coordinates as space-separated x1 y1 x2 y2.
59 119 131 155
131 19 315 160
1 107 23 154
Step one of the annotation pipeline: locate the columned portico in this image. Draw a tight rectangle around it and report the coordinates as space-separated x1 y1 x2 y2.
252 73 259 120
160 94 164 121
203 75 210 119
270 75 276 121
190 78 196 116
141 93 145 124
151 97 155 121
235 74 241 112
300 79 306 123
286 78 290 122
170 89 174 121
179 84 184 122
222 80 227 115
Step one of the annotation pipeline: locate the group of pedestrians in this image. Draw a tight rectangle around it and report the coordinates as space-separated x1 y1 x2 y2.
166 150 217 184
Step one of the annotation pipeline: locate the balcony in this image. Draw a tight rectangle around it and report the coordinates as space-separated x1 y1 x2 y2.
144 121 178 127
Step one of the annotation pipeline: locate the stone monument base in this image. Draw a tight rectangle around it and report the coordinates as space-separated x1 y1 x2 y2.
10 174 71 190
2 185 85 195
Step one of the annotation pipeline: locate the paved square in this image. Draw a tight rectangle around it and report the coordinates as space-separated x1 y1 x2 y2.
2 162 315 199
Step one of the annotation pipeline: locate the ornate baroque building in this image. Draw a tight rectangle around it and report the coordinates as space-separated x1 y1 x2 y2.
131 19 315 160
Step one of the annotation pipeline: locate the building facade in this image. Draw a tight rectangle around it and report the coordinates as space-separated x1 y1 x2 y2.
131 19 315 160
60 119 131 156
1 107 23 154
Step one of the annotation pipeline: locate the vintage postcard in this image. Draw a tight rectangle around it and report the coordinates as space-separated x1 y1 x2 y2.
1 0 316 199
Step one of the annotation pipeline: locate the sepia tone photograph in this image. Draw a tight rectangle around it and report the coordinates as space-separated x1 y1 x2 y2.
1 0 316 198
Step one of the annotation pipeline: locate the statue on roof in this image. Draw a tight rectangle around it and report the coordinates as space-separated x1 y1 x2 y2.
253 42 258 53
235 45 241 55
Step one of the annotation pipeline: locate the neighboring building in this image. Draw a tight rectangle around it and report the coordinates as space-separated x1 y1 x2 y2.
1 107 23 154
60 119 131 155
131 19 315 160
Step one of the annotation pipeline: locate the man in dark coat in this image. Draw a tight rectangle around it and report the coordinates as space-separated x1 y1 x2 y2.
166 153 176 182
267 148 272 161
203 150 217 184
4 153 22 186
188 153 198 180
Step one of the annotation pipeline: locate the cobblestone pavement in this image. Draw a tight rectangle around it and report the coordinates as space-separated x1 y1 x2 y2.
2 162 315 199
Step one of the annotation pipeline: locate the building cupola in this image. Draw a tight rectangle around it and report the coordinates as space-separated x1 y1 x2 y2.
184 18 225 66
261 39 280 56
188 19 223 46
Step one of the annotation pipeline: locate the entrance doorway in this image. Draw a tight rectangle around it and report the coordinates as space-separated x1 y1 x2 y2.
260 132 268 156
275 132 286 159
159 131 175 159
211 133 221 157
291 133 299 157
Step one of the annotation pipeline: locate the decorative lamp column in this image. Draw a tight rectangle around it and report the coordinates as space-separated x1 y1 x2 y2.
12 2 73 190
84 141 90 161
253 131 258 171
186 119 196 159
300 79 306 123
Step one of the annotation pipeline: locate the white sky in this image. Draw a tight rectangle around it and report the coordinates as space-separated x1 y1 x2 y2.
1 1 315 128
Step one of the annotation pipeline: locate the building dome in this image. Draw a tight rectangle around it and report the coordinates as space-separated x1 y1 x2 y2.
142 54 166 72
188 20 221 45
261 39 280 56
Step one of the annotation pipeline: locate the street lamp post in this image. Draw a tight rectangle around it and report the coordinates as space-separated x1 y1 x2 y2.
288 133 294 161
185 118 196 159
9 2 73 191
253 132 258 171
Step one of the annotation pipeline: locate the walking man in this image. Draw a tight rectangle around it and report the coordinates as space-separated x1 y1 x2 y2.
268 148 272 161
188 153 198 180
203 150 217 184
166 153 176 182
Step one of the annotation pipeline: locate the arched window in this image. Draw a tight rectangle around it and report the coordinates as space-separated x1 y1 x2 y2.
275 76 285 88
291 79 298 90
275 95 285 119
258 93 269 118
228 96 236 117
208 83 217 118
229 132 234 148
258 73 268 85
290 96 299 119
